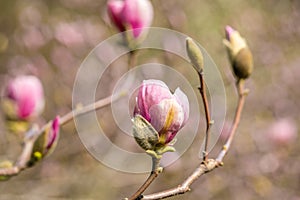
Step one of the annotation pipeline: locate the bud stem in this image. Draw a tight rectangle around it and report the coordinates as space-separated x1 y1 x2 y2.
216 79 248 162
127 156 162 200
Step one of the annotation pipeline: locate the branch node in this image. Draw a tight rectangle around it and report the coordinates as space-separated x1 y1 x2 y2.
218 161 224 167
242 88 250 96
222 145 227 151
202 151 208 160
156 167 163 174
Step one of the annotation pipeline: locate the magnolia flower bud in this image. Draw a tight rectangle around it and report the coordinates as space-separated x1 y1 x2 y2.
186 37 204 73
29 116 60 165
3 75 45 120
224 25 253 79
133 80 189 153
107 0 153 47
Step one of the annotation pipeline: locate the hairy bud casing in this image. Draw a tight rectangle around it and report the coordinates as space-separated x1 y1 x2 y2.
186 37 204 73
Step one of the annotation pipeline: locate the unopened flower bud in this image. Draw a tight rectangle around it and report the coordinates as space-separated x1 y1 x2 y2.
29 116 60 165
133 80 189 154
224 25 253 79
186 37 204 73
3 75 45 120
107 0 153 47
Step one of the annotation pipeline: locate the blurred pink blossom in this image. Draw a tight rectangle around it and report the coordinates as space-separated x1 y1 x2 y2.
107 0 153 38
54 22 85 47
22 27 47 50
134 79 189 145
267 118 298 146
4 75 45 120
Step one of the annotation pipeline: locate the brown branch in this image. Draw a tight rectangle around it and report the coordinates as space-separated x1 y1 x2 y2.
59 94 120 125
0 93 123 178
127 157 162 200
140 79 249 199
142 159 219 200
216 79 248 163
198 71 212 161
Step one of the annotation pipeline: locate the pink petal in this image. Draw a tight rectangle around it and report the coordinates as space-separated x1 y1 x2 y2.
122 0 153 37
46 116 60 150
137 79 173 121
149 99 184 144
225 25 235 41
174 88 189 126
107 0 126 32
6 76 44 119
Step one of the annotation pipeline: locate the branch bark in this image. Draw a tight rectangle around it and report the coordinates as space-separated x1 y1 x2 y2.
198 71 212 161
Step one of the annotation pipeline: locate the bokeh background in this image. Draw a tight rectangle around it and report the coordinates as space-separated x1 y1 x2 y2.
0 0 299 199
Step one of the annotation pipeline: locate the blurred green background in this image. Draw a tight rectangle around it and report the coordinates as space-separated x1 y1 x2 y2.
0 0 299 199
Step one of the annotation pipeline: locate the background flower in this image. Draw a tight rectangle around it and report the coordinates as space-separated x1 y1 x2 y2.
3 75 45 120
107 0 153 38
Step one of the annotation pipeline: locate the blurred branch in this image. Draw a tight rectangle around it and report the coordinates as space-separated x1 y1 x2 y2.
141 79 249 199
60 94 122 125
128 49 138 70
0 93 124 179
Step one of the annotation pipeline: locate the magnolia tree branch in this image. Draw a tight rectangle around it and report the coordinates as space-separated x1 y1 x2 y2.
198 71 213 161
0 94 123 178
127 157 162 200
140 79 249 200
216 79 248 163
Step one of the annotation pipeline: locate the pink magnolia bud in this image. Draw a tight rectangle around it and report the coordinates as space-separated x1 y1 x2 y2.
4 75 45 120
30 116 60 165
134 80 189 146
107 0 153 38
224 25 253 79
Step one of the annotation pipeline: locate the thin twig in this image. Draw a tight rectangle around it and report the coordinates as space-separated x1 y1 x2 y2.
216 79 247 163
59 94 119 125
128 50 138 70
198 71 212 161
141 79 249 199
142 159 218 200
127 157 162 200
0 93 123 178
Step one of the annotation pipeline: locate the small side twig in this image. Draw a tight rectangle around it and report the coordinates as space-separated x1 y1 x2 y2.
59 94 121 125
198 71 212 161
216 79 248 163
0 93 124 178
